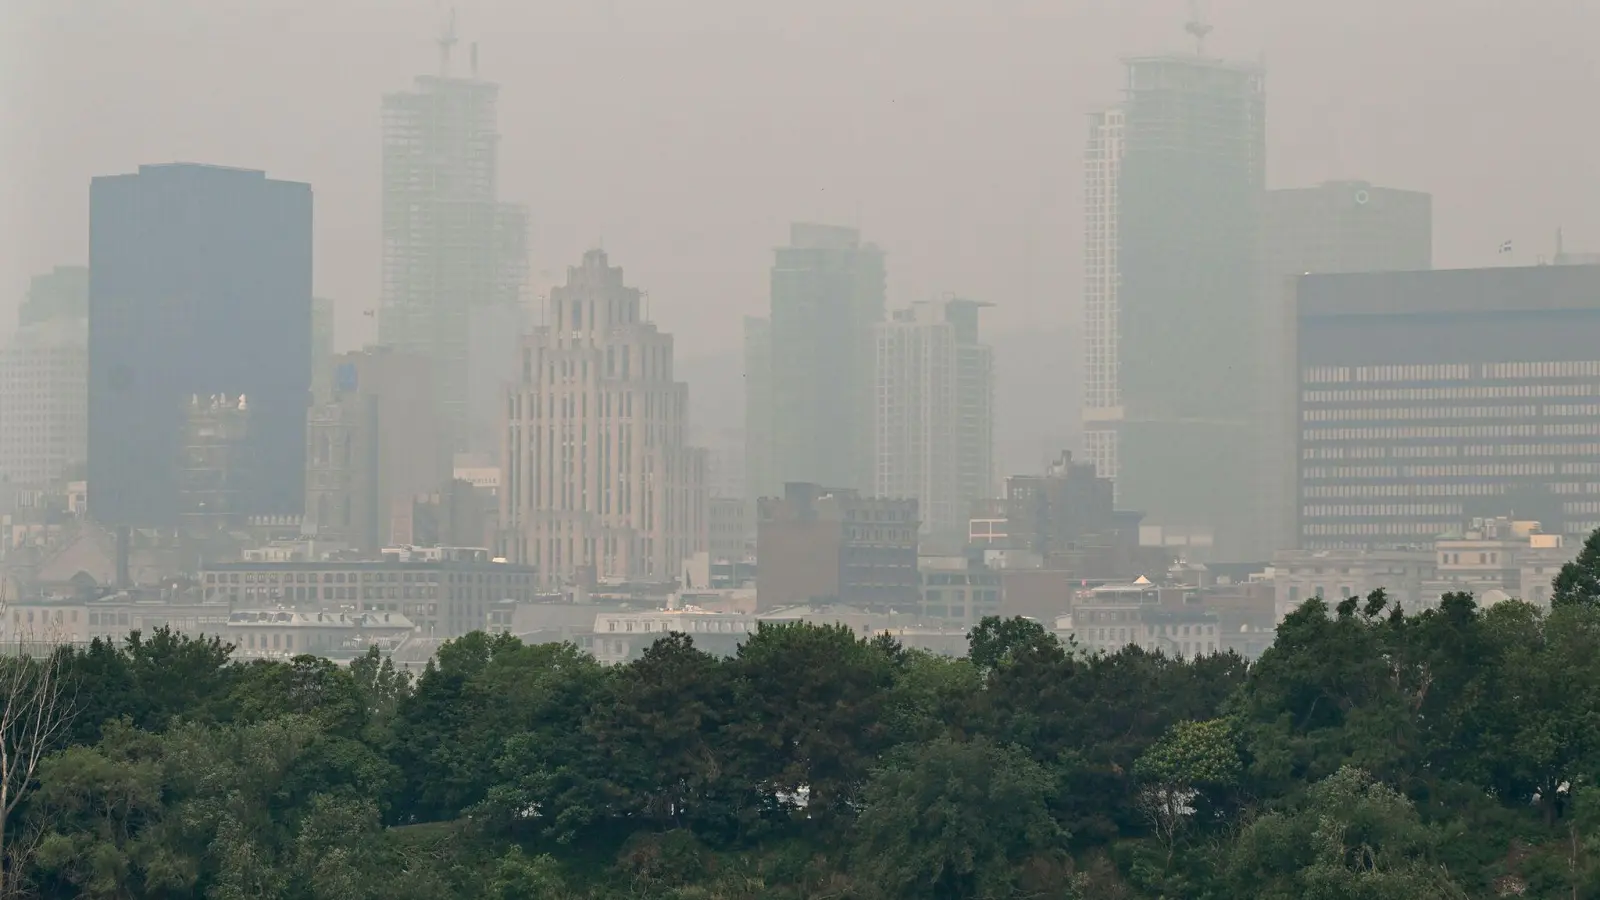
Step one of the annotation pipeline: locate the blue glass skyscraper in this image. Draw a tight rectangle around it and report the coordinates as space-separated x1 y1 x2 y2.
88 163 312 527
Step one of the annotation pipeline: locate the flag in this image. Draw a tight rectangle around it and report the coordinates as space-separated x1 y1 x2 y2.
1499 240 1514 254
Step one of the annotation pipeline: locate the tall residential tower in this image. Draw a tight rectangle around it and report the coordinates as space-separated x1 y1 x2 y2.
1082 108 1124 488
873 297 995 542
500 250 708 588
380 31 528 456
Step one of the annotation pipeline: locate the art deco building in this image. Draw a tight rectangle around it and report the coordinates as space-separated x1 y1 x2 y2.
500 250 707 588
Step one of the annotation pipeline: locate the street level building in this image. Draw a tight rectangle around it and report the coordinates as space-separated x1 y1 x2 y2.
201 549 536 639
755 482 918 612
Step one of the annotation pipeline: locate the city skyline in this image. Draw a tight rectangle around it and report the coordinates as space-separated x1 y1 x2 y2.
7 1 1596 362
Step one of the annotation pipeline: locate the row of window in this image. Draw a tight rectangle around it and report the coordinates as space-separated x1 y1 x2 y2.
1304 383 1600 403
1305 442 1600 460
1303 503 1462 517
1303 463 1562 479
1306 362 1600 384
1302 521 1457 536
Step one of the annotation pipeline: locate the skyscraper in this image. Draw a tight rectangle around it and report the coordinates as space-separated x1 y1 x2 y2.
88 163 312 527
762 223 886 493
873 297 995 542
1082 108 1124 489
500 250 707 588
380 33 528 455
1259 181 1432 550
1 267 89 489
1085 51 1265 559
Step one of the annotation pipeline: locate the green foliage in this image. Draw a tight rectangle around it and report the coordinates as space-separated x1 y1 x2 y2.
851 736 1063 899
20 558 1600 899
1226 767 1467 899
1552 526 1600 609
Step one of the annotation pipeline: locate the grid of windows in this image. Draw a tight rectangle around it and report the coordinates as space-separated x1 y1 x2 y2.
1300 359 1600 549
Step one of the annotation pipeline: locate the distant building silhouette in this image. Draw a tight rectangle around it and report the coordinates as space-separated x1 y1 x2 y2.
1084 53 1265 560
748 224 885 503
380 53 527 456
1 266 89 490
872 297 995 542
87 163 312 527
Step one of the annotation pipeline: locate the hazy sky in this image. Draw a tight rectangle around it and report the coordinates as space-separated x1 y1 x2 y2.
3 0 1597 358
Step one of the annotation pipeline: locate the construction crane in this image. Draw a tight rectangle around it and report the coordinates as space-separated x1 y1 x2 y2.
1185 0 1213 56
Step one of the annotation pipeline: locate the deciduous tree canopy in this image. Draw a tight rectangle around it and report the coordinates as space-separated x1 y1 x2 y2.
9 565 1600 898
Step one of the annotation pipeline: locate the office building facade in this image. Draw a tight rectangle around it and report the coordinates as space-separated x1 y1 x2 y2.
1086 54 1265 558
872 297 995 541
88 163 312 526
500 250 708 588
1298 264 1600 550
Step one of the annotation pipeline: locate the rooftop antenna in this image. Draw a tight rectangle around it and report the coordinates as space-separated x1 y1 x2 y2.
1185 0 1213 56
437 5 458 75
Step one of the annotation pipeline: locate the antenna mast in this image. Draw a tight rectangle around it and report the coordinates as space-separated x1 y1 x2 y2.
1185 0 1213 56
437 5 458 75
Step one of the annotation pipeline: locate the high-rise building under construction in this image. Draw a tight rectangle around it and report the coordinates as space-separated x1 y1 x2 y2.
1082 44 1265 560
380 23 527 456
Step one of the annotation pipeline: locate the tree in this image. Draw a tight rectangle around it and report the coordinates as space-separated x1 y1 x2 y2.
0 646 75 898
725 623 895 820
852 736 1063 899
966 616 1060 673
1226 767 1466 900
1133 718 1241 868
1552 526 1600 609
